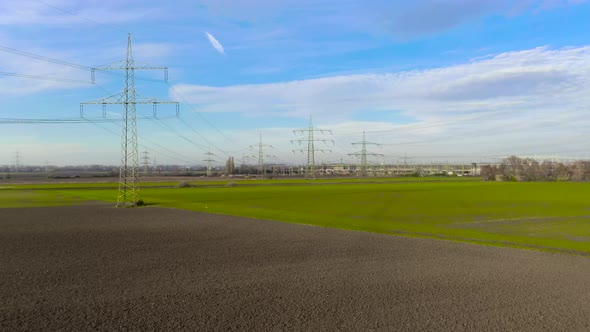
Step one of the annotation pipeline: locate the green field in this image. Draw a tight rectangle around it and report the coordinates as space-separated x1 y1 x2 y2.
2 178 590 254
1 176 478 189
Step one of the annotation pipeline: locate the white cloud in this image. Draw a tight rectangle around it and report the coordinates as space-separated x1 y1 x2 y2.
172 45 590 116
170 45 590 160
205 32 225 55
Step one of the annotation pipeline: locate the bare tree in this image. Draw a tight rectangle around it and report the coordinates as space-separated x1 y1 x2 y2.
571 161 590 181
480 165 498 181
540 160 556 181
487 156 590 182
498 156 521 181
520 158 541 182
225 156 235 175
555 162 572 181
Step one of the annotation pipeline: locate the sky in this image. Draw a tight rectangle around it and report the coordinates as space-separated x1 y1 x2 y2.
2 0 590 166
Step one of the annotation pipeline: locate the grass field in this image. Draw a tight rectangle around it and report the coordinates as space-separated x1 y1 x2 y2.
1 176 478 189
1 178 589 254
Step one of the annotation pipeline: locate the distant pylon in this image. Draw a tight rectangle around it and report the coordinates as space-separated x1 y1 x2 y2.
142 150 150 176
14 151 20 172
291 116 334 178
80 34 178 207
204 147 216 177
250 133 275 179
348 131 383 177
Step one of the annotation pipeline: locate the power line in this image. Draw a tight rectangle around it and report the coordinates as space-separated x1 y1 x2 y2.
0 116 169 124
327 109 518 140
0 45 234 157
0 117 118 124
34 0 113 28
0 45 88 70
0 45 167 83
375 122 587 147
138 133 200 165
91 81 234 161
150 118 209 151
85 120 200 165
167 82 239 146
0 71 92 84
176 117 229 156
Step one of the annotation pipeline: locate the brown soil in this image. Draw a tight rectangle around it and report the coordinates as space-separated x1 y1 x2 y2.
1 206 589 331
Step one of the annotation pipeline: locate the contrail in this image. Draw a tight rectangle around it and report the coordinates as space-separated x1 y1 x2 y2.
205 32 225 55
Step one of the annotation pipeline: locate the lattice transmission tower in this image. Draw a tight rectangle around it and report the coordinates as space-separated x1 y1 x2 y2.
14 151 20 172
250 133 275 178
348 131 383 177
204 147 216 177
291 116 334 178
81 34 178 207
141 150 150 176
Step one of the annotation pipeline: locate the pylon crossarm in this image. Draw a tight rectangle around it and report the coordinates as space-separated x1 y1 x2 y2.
94 100 178 105
93 65 168 71
82 99 178 106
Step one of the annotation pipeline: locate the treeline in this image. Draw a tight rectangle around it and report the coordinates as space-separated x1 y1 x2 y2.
480 156 590 182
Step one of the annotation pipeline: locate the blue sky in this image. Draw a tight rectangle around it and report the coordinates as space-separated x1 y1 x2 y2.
2 0 590 166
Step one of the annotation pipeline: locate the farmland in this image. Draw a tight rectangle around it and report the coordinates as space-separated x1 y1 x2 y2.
2 178 590 254
3 177 590 330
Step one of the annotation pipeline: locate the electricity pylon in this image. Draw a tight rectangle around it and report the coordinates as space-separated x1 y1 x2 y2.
204 147 216 177
250 133 275 178
141 150 150 176
81 34 178 207
14 151 20 172
291 116 333 178
348 131 383 177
